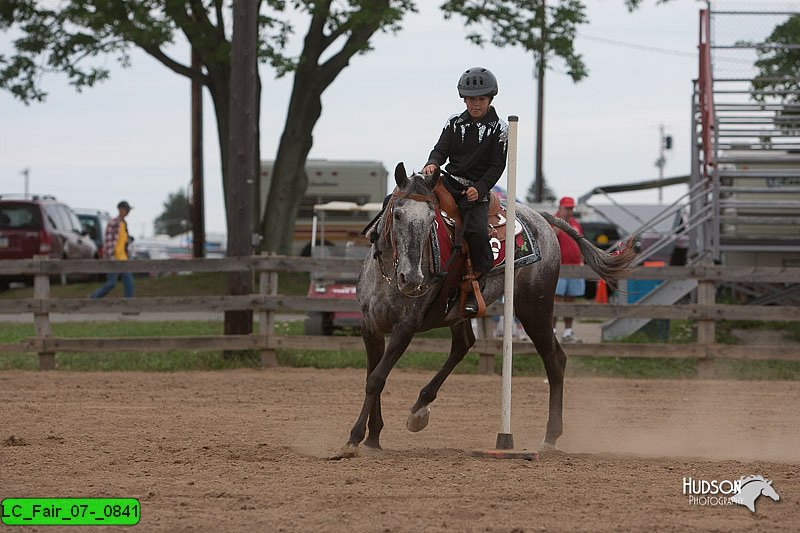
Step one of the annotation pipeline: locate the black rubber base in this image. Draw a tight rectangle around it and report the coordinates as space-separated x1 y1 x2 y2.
495 432 514 450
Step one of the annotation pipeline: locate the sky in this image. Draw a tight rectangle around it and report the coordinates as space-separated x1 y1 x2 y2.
0 0 715 238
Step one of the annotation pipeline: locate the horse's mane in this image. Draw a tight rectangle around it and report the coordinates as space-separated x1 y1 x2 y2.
740 475 768 486
397 173 435 199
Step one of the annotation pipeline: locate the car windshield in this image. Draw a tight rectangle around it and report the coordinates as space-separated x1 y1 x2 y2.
0 203 41 230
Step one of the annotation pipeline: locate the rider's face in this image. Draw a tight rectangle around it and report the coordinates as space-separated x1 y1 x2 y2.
464 96 491 119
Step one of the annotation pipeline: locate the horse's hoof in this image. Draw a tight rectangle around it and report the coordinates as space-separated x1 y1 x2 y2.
538 440 559 452
331 444 359 460
406 405 431 432
362 445 383 456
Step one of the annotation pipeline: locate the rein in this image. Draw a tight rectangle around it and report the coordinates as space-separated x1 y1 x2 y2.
374 186 438 290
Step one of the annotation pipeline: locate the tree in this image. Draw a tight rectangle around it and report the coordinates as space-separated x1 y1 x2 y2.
441 0 588 81
525 175 557 204
751 14 800 132
260 0 415 254
441 0 589 202
0 1 291 249
154 189 192 236
224 0 259 344
0 1 416 257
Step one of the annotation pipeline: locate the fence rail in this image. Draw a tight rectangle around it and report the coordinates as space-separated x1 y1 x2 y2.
1 257 799 370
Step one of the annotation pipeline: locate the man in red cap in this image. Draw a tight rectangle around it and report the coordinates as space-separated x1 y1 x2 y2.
552 196 584 343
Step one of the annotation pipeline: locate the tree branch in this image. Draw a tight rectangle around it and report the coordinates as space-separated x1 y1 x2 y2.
139 43 206 83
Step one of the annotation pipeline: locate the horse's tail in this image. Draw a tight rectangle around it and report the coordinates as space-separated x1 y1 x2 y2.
539 211 636 292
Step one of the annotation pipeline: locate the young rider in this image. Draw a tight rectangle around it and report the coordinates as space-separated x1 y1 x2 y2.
422 67 509 316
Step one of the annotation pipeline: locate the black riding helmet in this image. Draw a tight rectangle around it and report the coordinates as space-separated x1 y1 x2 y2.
457 67 498 98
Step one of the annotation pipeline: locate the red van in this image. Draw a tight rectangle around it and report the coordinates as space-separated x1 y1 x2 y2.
0 195 98 290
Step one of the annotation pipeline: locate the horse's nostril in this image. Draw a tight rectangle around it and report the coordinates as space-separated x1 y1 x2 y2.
398 272 406 284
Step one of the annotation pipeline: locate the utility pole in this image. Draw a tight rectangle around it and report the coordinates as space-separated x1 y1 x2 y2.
21 168 30 198
655 124 673 204
534 0 547 203
191 48 205 258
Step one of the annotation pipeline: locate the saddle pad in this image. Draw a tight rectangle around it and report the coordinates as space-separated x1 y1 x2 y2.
430 208 541 274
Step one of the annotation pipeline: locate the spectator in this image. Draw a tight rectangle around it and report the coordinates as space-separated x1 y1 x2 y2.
552 196 584 343
90 200 134 300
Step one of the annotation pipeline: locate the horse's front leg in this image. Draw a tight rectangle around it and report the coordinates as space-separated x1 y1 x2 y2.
362 326 386 450
340 325 415 458
407 320 475 432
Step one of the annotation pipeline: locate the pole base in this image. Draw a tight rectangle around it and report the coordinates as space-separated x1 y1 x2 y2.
469 449 539 461
467 432 539 461
495 432 514 450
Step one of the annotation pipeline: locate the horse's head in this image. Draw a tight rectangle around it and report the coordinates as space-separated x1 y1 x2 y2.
761 480 780 502
381 162 440 297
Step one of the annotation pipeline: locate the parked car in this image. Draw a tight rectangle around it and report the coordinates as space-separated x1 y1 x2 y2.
75 208 111 252
580 220 625 251
0 195 98 290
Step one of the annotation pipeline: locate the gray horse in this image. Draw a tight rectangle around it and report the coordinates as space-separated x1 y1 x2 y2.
338 163 635 458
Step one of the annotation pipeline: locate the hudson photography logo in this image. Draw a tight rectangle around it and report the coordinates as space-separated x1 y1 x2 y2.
683 475 781 513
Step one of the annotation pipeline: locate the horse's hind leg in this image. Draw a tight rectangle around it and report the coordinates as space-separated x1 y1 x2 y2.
407 321 475 432
517 304 567 450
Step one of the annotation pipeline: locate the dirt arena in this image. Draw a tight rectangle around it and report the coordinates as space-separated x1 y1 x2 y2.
1 368 798 531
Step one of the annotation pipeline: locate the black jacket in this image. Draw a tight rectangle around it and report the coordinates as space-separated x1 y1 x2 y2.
425 107 508 199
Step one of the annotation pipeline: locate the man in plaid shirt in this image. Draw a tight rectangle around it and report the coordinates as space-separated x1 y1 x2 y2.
90 200 134 299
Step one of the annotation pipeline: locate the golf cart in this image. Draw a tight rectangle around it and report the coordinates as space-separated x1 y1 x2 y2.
305 201 383 335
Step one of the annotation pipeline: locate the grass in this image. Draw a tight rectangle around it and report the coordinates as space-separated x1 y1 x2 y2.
0 271 310 299
2 318 799 379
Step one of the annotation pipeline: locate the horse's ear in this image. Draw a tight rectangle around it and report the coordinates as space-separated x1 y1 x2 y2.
394 162 408 188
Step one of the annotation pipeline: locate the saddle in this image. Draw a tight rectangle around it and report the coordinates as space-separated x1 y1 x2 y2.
431 181 511 319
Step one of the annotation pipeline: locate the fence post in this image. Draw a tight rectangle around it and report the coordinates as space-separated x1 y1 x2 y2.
33 255 55 370
259 252 278 367
476 316 496 374
696 265 716 377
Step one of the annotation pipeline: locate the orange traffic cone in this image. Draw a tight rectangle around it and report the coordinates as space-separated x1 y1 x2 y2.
595 279 608 304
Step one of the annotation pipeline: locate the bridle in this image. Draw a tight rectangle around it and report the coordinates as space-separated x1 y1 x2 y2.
374 180 438 297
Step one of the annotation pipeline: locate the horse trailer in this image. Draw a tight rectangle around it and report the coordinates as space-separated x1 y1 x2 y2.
260 159 388 256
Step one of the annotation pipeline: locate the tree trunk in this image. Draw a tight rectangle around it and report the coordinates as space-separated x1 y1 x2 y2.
261 66 323 254
223 0 259 346
259 3 394 255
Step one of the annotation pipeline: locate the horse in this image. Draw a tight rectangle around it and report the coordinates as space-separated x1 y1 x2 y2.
337 163 636 458
731 475 780 513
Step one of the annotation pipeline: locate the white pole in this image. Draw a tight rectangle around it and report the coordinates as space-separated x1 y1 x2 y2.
310 210 318 257
497 115 519 449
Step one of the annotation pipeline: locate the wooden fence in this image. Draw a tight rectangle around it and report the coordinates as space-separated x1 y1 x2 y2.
1 256 799 371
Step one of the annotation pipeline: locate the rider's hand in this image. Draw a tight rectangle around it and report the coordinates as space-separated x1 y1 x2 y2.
462 186 479 202
422 164 438 176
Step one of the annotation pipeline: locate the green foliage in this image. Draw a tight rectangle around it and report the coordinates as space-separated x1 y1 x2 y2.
525 174 557 203
440 0 589 82
0 271 310 299
154 188 192 237
750 14 800 132
0 0 293 104
2 318 800 378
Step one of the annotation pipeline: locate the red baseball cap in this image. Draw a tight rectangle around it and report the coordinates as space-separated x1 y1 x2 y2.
559 196 576 208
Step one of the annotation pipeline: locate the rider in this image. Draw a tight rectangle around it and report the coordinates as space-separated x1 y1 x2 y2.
422 67 509 316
